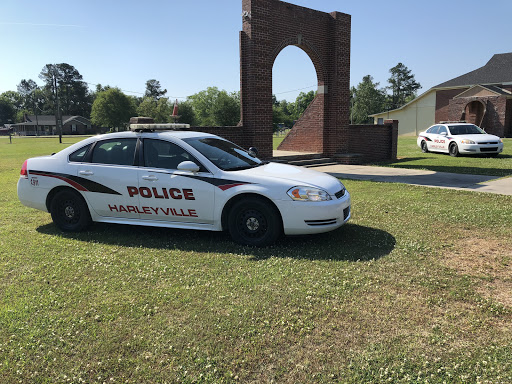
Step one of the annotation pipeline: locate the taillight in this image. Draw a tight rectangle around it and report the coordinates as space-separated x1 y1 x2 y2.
20 160 28 179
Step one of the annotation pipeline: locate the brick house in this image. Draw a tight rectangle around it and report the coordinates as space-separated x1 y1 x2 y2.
13 115 95 136
371 53 512 137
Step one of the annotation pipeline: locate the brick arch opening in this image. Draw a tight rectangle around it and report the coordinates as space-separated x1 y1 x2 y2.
271 43 324 153
462 100 486 127
240 0 351 159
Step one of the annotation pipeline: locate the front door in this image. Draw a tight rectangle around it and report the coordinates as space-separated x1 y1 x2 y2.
137 138 215 225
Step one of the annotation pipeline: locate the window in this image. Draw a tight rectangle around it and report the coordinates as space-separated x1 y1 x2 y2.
143 139 202 170
91 139 137 166
69 144 92 162
184 137 264 171
438 126 447 135
71 124 77 133
377 118 384 125
427 125 440 134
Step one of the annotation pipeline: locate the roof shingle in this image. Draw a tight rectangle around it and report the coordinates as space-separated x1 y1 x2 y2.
435 52 512 88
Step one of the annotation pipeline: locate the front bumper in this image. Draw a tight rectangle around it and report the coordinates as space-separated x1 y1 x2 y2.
275 191 351 235
459 142 504 154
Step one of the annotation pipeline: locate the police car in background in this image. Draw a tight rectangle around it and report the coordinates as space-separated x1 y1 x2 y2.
17 120 351 247
417 122 504 157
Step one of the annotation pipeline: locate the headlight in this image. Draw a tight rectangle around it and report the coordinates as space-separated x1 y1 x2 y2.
499 139 503 143
460 139 475 144
287 186 332 202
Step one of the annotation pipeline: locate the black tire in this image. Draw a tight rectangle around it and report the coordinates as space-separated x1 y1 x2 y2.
449 143 459 157
421 141 429 153
50 190 91 232
228 197 282 247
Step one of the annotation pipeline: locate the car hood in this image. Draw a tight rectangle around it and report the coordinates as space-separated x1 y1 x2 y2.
228 162 343 193
452 134 501 142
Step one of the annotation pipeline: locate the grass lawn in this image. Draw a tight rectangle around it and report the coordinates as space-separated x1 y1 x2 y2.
377 137 512 178
1 136 512 383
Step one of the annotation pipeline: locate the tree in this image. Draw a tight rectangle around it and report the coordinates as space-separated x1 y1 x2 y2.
212 91 240 126
17 79 45 116
144 79 167 100
91 88 136 131
0 91 23 122
272 97 295 131
137 97 174 123
175 100 196 125
351 75 387 124
387 63 421 109
188 87 240 126
293 90 316 119
0 97 15 125
39 63 92 117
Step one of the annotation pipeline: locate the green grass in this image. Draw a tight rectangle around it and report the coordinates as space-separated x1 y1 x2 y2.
1 136 512 383
274 134 512 178
377 137 512 177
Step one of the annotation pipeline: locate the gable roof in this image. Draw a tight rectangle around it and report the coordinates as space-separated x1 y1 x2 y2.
20 115 91 126
435 52 512 88
453 84 512 99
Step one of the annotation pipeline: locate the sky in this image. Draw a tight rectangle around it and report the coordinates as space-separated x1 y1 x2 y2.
1 0 511 102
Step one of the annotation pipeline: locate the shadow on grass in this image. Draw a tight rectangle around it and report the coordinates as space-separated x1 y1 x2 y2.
375 156 512 177
37 222 395 262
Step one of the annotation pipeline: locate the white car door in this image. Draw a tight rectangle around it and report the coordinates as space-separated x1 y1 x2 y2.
136 138 215 225
74 138 141 219
435 126 449 152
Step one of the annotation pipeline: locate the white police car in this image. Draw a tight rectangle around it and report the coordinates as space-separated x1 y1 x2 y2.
417 122 504 157
17 121 351 246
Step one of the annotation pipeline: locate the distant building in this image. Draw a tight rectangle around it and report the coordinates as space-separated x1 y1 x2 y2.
12 115 96 136
371 53 512 137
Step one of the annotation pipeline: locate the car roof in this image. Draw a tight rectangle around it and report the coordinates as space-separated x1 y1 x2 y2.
92 130 218 140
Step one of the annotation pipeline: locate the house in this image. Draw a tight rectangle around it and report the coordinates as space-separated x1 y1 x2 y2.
12 115 95 136
371 53 512 137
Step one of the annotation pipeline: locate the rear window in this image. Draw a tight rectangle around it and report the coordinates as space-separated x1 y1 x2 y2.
69 144 92 162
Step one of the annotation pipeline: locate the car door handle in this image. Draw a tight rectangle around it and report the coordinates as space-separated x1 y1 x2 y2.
142 175 159 181
79 170 94 176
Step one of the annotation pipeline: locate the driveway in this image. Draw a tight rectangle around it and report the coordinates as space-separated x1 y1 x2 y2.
311 164 512 196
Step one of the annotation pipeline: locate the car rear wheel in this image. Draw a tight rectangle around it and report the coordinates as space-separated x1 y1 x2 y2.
449 143 459 157
421 141 429 153
228 197 281 247
50 190 91 232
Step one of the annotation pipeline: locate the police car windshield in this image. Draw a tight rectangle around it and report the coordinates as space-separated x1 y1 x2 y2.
448 124 485 135
183 137 264 171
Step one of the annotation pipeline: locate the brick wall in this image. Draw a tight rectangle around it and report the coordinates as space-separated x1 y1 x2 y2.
448 96 507 137
505 99 512 137
240 0 351 159
436 88 468 122
276 94 324 152
343 120 398 163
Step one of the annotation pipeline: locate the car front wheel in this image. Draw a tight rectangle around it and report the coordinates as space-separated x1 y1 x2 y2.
421 141 429 153
228 197 282 247
50 189 91 232
449 143 459 157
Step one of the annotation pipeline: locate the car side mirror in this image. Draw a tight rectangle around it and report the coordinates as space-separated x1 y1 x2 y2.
177 161 200 173
248 147 259 157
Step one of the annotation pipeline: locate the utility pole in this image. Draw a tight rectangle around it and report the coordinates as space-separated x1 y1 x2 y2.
51 67 63 143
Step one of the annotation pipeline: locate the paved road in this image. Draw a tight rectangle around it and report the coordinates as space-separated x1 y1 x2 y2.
311 164 512 196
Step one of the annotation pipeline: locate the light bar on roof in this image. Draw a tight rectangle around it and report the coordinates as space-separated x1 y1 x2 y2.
130 123 191 131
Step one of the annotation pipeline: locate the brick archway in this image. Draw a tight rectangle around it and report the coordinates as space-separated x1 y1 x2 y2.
462 100 487 127
240 0 351 159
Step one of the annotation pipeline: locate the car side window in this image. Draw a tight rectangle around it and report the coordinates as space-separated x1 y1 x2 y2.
69 144 92 162
438 126 447 135
91 139 137 166
428 125 439 134
143 139 204 171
